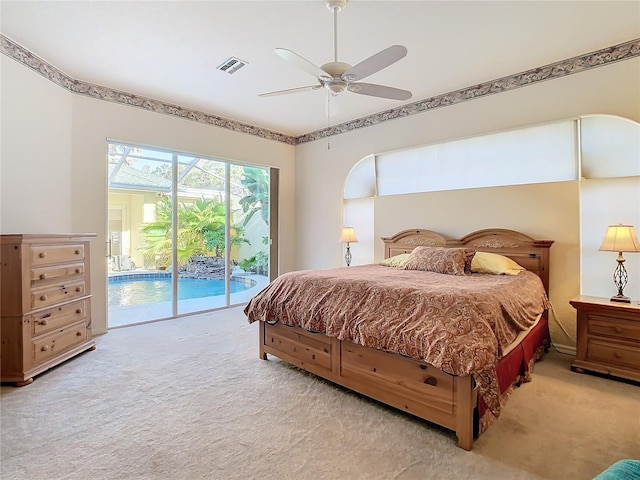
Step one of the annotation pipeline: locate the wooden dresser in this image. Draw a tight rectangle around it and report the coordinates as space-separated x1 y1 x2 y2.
1 234 96 386
570 295 640 383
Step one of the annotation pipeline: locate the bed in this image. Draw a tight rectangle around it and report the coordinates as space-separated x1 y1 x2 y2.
244 228 553 450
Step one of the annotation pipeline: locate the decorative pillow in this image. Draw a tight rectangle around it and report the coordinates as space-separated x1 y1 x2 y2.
402 246 475 276
471 251 525 275
380 253 411 268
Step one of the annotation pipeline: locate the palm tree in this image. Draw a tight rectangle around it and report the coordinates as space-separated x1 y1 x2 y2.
140 196 248 267
239 167 269 226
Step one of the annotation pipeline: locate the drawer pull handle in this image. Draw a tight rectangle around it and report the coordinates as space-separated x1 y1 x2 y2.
614 351 623 359
76 331 82 337
37 319 48 326
75 249 81 255
424 376 438 386
39 252 47 258
40 295 48 301
76 309 83 314
75 287 82 292
76 268 82 274
614 327 623 334
39 273 47 280
41 345 49 352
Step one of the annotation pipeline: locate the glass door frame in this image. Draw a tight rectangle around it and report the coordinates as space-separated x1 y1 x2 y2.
107 140 276 328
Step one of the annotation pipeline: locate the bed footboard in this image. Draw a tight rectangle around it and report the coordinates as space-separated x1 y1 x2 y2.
259 321 477 450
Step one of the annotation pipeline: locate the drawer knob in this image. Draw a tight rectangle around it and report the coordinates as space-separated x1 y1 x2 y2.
41 345 49 352
76 331 82 337
614 326 623 334
614 351 623 359
39 252 47 258
76 268 82 274
38 319 48 326
424 376 438 386
76 287 82 292
76 309 83 314
40 295 48 301
39 273 47 280
75 249 81 255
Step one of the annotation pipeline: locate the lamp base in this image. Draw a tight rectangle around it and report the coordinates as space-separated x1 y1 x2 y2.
610 294 631 303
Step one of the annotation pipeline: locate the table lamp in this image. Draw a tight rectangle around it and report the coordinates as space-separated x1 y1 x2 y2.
599 224 640 303
339 227 358 266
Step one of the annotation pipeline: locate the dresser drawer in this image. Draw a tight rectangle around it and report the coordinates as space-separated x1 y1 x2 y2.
31 280 86 310
588 339 640 370
30 244 85 266
30 299 88 336
32 321 88 364
30 263 85 287
588 314 640 342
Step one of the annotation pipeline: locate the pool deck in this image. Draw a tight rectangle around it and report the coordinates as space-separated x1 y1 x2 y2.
107 273 269 328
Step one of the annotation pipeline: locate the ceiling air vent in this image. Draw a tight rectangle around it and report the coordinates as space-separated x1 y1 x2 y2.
217 57 248 74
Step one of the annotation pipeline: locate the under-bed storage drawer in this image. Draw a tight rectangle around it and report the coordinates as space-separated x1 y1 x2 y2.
263 322 333 374
341 342 455 415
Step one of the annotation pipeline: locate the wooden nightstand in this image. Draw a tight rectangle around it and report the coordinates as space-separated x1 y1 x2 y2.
570 296 640 382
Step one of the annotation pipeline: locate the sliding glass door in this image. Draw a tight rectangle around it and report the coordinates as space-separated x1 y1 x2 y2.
107 142 273 328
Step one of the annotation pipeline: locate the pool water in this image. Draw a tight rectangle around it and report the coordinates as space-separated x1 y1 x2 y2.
108 277 251 308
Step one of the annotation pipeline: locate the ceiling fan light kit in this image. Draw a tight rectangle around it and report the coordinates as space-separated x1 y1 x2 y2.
260 0 412 102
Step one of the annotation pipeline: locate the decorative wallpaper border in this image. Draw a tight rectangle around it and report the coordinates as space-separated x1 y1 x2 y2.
297 38 640 144
2 34 638 146
0 34 296 146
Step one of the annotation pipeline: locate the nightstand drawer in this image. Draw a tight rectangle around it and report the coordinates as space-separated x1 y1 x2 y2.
588 315 640 342
588 339 640 370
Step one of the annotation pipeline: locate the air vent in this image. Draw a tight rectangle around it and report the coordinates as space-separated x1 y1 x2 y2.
217 57 248 74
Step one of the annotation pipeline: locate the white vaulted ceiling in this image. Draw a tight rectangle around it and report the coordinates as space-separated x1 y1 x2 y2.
1 1 639 137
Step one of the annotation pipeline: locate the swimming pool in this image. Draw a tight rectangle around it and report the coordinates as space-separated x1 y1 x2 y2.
108 274 254 308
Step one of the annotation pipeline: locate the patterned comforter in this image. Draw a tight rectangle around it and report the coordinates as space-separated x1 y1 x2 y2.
244 264 549 417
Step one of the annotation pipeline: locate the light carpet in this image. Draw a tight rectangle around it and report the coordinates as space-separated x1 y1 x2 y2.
1 306 638 480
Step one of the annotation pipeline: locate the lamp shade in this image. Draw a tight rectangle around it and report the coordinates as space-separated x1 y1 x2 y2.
599 224 640 253
339 227 358 243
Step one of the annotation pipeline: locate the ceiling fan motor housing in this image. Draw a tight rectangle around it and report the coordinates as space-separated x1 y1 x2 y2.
320 61 351 94
326 0 347 11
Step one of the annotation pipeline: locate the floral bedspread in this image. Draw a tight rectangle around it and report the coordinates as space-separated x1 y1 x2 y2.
244 264 549 417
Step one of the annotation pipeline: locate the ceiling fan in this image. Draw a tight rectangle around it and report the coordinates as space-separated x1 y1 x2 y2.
260 0 412 101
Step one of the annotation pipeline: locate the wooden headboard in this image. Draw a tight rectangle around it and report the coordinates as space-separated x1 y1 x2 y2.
381 228 554 294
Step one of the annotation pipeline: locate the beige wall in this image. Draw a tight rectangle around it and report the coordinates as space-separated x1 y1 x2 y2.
294 57 640 351
1 56 296 335
373 182 580 348
1 57 74 232
2 50 639 345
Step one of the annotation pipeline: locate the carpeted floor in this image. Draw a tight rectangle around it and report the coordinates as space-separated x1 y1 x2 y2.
1 306 638 480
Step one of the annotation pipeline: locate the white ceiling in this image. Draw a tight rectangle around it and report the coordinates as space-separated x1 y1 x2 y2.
1 1 639 137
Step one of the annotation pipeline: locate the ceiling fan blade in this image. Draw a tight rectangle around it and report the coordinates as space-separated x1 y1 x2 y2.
342 45 408 82
259 85 323 97
275 48 331 81
348 82 412 101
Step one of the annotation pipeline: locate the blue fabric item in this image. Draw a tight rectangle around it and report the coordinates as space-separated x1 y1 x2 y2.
593 460 640 480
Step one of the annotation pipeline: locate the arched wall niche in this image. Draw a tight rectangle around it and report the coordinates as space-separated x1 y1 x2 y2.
342 114 640 352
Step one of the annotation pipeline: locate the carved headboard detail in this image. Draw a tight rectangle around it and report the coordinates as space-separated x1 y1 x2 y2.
381 228 554 294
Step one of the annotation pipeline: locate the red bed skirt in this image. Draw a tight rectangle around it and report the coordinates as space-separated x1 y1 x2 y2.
477 315 551 434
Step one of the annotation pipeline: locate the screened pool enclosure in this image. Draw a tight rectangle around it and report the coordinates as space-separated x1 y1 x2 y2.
107 142 273 327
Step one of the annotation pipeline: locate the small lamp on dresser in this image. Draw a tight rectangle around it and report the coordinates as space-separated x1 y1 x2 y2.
339 226 358 267
598 224 640 303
